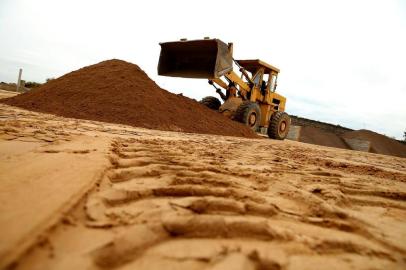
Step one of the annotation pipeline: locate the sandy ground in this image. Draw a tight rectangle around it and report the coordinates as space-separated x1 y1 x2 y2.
0 103 405 270
0 89 18 100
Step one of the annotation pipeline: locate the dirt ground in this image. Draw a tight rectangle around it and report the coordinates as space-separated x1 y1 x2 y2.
0 103 405 270
0 89 18 100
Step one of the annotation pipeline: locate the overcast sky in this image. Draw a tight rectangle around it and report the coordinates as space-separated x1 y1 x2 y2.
1 0 405 139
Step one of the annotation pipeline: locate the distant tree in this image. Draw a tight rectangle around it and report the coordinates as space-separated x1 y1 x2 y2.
25 81 42 88
46 77 55 83
404 130 406 141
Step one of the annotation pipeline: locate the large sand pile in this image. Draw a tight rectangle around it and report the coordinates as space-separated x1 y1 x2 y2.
2 59 255 138
343 129 406 158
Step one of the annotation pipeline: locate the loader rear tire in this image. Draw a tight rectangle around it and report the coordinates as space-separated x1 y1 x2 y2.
200 96 221 110
234 101 261 132
268 111 290 140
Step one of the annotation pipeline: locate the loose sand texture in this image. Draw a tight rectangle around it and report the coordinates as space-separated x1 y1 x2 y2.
1 103 405 270
1 59 255 138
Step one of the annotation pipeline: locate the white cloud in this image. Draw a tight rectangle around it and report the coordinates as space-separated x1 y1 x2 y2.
0 0 405 138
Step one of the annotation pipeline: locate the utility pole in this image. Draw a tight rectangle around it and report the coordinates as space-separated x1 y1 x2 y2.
16 68 22 92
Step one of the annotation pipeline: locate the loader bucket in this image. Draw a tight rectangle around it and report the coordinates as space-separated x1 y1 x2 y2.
158 39 233 79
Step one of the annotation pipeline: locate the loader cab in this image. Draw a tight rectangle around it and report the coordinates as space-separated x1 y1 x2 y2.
236 59 280 103
236 59 279 91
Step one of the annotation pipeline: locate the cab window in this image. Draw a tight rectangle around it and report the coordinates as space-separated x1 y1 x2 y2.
252 72 261 86
270 74 277 92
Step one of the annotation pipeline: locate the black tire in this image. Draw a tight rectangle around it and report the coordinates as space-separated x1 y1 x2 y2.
200 96 221 110
268 111 291 140
234 101 261 131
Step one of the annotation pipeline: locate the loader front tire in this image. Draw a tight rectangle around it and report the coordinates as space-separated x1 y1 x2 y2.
234 101 261 132
268 111 290 140
200 96 221 110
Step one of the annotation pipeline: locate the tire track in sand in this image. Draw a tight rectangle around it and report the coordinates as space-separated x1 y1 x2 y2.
81 137 405 269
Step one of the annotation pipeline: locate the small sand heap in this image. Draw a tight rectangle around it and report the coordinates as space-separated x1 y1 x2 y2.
343 129 406 158
299 126 349 150
297 125 405 158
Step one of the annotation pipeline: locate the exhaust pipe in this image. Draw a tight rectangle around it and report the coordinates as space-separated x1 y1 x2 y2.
158 39 233 79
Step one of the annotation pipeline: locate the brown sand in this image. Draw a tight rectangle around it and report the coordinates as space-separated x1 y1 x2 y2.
1 59 255 138
1 103 405 270
299 126 350 149
343 129 406 158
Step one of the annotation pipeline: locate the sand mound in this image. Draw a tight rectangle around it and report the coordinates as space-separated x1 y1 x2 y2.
299 126 349 149
343 129 406 158
2 59 255 138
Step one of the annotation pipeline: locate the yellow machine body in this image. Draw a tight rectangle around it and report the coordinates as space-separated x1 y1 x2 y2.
158 38 288 132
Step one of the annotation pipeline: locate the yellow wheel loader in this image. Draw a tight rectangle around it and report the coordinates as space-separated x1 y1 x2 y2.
158 38 290 140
